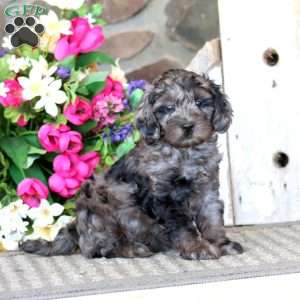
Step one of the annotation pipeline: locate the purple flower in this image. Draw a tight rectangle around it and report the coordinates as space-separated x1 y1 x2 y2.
127 80 146 96
0 49 7 58
123 99 130 109
56 66 71 80
103 124 133 144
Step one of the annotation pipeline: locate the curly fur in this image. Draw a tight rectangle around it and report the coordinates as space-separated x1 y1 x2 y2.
21 69 243 260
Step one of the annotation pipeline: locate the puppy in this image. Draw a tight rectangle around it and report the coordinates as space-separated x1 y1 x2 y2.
21 69 243 260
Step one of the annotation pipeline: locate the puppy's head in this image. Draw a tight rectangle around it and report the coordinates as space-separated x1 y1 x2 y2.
136 69 232 148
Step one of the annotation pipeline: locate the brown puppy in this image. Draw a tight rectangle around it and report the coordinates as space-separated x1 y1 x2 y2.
21 69 243 260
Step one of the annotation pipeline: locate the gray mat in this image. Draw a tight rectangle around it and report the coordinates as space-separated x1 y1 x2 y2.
1 223 300 300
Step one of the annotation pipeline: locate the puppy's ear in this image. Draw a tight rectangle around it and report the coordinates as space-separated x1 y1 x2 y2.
135 90 161 144
212 93 233 133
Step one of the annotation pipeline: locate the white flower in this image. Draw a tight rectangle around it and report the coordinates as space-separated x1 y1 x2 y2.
40 10 71 37
28 199 64 227
0 204 29 250
8 55 31 73
0 82 9 97
30 56 57 77
18 67 54 100
3 200 29 219
44 0 85 10
110 59 127 85
27 224 61 242
56 215 74 227
34 78 68 117
25 215 73 242
2 36 13 50
0 236 19 251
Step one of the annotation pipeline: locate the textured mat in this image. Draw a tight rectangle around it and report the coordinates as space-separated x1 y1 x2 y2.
1 223 300 300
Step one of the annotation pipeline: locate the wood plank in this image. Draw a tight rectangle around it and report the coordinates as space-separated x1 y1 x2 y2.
218 0 300 224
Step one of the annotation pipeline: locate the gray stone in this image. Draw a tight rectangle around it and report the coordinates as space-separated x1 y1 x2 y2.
126 57 183 82
165 0 219 50
102 31 154 60
102 0 150 24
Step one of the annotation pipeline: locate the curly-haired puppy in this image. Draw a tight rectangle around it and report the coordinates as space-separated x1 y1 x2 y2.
21 69 243 260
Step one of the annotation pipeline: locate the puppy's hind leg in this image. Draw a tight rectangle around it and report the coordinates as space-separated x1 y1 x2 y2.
20 222 78 256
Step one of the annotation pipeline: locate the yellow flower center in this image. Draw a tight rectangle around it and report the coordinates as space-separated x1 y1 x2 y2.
41 208 50 218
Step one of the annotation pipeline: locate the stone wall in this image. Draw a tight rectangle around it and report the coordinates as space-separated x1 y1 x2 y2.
0 0 219 82
101 0 219 81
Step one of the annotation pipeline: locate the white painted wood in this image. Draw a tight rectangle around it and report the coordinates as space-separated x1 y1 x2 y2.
219 0 300 224
187 41 234 225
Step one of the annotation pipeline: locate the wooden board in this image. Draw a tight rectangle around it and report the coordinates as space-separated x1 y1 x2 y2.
218 0 300 224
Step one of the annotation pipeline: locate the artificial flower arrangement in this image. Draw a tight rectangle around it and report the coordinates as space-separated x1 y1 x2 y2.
0 0 146 251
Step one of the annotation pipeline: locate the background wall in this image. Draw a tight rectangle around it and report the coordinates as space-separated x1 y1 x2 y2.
0 0 219 81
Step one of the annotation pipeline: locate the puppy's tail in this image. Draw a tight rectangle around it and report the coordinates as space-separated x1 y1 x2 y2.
20 222 78 256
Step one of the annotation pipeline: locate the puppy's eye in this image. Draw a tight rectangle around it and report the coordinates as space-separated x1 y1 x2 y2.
155 105 175 116
195 98 213 109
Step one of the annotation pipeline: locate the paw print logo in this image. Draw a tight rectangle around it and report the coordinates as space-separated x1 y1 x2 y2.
5 16 45 48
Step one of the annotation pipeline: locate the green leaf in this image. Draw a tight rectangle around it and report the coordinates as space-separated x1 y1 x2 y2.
91 4 103 17
133 130 141 143
102 142 108 157
74 120 98 134
0 137 30 169
83 137 103 152
130 89 144 110
78 5 89 17
55 114 68 125
76 52 115 68
104 156 115 166
86 81 105 96
59 56 76 69
25 162 48 186
81 71 108 86
0 56 15 81
76 86 90 96
64 200 76 211
9 163 26 185
24 154 40 169
116 137 135 159
28 145 46 155
78 71 108 97
94 19 107 26
4 107 22 123
22 132 41 148
16 45 40 60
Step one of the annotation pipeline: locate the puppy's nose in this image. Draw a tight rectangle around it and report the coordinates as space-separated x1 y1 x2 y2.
182 123 194 131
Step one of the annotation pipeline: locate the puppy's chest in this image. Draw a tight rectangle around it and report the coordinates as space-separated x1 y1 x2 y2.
153 147 212 181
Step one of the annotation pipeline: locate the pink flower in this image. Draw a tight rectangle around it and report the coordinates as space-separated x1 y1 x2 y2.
92 94 125 127
16 115 27 127
64 97 92 126
38 124 64 152
81 151 100 177
17 178 49 208
58 130 83 154
100 77 124 99
53 153 90 180
49 173 81 198
0 80 23 107
55 17 105 61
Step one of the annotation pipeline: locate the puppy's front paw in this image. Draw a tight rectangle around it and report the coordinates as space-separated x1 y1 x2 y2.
180 240 221 260
220 240 243 256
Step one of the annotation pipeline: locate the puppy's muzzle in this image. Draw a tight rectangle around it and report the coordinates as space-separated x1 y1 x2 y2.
182 122 194 137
